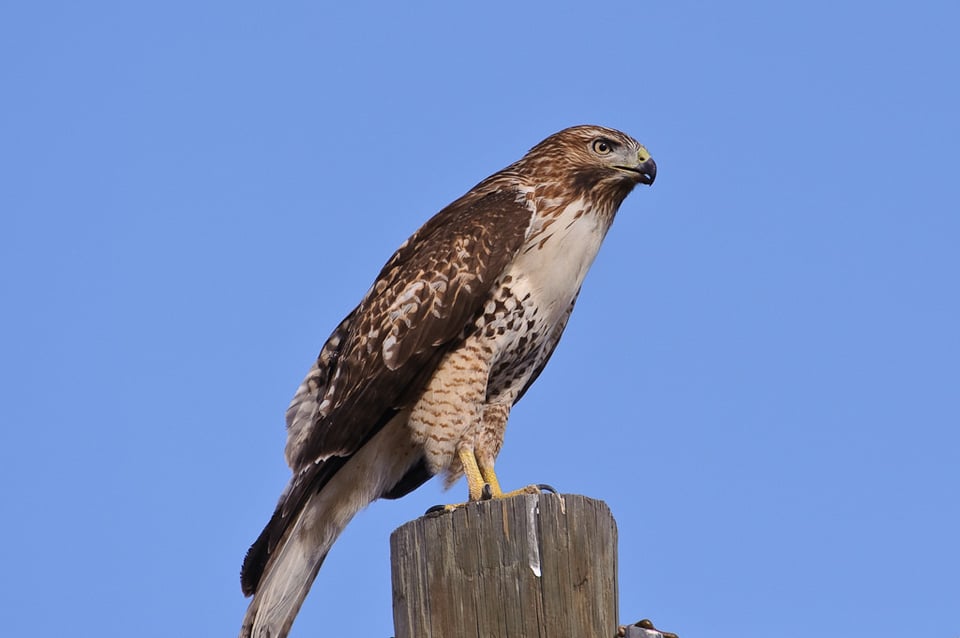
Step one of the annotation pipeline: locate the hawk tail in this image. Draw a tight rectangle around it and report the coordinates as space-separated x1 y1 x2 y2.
238 466 344 638
239 413 423 638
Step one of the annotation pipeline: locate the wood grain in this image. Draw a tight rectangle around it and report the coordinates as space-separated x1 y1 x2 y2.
390 493 618 638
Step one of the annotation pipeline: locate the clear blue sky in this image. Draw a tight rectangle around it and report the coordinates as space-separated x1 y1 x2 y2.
2 2 957 637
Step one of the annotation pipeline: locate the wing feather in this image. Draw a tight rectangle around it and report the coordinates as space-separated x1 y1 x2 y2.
285 187 533 471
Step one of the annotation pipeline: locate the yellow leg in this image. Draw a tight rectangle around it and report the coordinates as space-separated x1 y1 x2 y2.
458 447 487 502
478 459 545 499
424 448 552 515
478 462 503 498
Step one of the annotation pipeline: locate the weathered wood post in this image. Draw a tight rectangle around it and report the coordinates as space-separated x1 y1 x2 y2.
390 493 618 637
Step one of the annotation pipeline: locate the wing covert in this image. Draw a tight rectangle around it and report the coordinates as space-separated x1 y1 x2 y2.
285 187 533 471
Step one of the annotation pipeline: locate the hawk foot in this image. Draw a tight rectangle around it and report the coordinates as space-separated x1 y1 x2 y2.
424 483 558 516
491 482 558 498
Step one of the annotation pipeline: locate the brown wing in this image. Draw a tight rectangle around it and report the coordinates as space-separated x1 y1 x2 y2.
284 187 533 472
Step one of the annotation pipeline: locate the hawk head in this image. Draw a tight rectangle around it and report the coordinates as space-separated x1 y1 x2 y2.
514 124 656 211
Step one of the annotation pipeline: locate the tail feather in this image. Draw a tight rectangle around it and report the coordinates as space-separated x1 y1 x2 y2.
240 526 329 638
239 412 422 638
240 456 347 597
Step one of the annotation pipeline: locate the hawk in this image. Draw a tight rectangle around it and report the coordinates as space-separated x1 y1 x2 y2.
239 125 656 638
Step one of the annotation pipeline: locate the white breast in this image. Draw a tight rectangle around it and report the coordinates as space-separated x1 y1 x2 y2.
505 198 609 326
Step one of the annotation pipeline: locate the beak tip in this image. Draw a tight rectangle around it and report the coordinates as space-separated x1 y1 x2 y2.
639 158 657 185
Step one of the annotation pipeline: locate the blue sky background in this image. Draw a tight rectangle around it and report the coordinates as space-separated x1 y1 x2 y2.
2 2 957 637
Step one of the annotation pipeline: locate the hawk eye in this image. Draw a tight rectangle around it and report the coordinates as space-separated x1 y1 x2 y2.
592 139 614 155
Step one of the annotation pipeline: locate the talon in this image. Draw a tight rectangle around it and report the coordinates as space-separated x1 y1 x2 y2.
424 504 448 516
481 483 493 500
536 483 558 494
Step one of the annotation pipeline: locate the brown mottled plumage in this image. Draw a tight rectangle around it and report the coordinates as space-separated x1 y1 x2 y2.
239 125 656 638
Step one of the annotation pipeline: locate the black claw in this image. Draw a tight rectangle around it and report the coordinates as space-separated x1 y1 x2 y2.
481 483 493 500
424 504 447 516
536 483 558 494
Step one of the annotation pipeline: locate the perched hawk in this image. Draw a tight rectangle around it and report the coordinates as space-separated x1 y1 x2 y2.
240 125 656 638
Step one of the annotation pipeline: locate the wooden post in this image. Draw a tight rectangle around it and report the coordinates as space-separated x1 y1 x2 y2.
390 493 618 638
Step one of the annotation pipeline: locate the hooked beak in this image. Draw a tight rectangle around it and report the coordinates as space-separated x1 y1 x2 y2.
617 147 656 185
632 157 656 185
